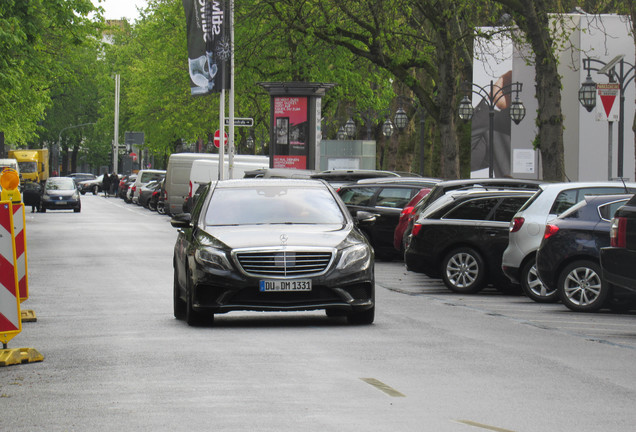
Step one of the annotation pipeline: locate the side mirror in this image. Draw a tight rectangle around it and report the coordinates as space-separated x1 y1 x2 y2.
170 212 192 228
355 210 378 226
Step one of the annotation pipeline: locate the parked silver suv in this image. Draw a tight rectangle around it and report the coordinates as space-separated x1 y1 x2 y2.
502 182 636 302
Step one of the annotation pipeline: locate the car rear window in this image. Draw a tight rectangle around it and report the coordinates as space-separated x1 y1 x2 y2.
599 199 630 220
492 197 531 221
444 198 499 220
338 187 376 206
375 187 416 208
550 187 636 216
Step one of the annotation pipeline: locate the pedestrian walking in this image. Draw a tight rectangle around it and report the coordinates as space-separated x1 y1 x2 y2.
109 172 118 196
102 172 111 197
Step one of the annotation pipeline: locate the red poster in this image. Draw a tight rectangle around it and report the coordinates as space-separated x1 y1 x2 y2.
273 97 308 168
273 155 307 169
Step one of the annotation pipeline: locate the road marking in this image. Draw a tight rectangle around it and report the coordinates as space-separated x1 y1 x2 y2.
454 419 517 432
360 378 405 397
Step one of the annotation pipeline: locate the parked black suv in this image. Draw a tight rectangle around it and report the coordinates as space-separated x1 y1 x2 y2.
600 194 636 294
400 178 544 251
404 189 534 294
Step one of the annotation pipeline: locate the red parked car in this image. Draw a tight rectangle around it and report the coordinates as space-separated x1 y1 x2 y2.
393 188 431 252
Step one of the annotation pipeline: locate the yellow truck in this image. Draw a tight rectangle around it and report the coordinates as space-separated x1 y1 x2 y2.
8 149 49 183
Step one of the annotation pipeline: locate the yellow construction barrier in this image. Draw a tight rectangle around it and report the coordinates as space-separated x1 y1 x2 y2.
0 169 42 366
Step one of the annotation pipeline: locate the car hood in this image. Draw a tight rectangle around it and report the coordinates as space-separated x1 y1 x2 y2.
204 224 351 249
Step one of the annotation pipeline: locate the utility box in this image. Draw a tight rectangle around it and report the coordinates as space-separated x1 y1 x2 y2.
319 140 376 170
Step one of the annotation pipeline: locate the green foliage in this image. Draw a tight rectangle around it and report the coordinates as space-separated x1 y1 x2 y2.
0 0 99 145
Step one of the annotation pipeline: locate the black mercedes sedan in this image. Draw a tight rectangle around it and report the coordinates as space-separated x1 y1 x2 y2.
536 194 632 312
171 179 375 326
404 189 534 294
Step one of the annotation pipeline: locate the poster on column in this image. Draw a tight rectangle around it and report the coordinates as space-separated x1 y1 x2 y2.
273 97 308 169
470 29 515 178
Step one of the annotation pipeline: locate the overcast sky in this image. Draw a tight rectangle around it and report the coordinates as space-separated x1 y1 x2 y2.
93 0 148 21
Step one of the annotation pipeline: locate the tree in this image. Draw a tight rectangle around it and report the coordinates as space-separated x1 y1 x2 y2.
0 0 98 145
261 0 501 179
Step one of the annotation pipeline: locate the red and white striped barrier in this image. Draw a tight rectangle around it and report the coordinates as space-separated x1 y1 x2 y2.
12 203 28 302
0 201 22 346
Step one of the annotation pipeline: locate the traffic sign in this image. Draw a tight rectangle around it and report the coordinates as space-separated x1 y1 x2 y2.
214 130 228 148
596 83 620 121
224 117 254 127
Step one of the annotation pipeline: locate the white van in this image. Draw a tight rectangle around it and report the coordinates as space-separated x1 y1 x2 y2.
0 158 20 179
165 153 269 215
130 169 166 204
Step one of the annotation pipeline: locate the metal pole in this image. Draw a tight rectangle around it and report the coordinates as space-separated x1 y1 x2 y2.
228 0 235 178
489 106 495 178
419 113 425 176
618 60 625 178
113 74 120 174
608 121 614 180
219 89 225 180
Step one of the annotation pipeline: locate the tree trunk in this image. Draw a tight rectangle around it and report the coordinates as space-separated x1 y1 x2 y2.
435 32 461 179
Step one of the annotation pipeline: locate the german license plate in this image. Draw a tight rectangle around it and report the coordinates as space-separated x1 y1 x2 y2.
259 279 312 292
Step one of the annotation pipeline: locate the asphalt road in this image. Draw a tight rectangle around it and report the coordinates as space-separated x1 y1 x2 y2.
2 193 636 431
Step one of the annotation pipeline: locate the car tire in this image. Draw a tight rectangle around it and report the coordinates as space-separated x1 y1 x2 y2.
40 207 46 213
441 247 486 294
80 191 86 195
185 271 212 327
92 186 98 195
558 260 608 312
520 258 558 303
347 306 375 325
173 269 186 320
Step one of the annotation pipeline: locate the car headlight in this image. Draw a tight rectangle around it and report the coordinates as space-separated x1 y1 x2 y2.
72 191 79 200
195 247 232 271
336 243 372 274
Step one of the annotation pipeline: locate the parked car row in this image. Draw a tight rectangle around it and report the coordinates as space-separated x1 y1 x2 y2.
88 165 636 314
393 178 636 313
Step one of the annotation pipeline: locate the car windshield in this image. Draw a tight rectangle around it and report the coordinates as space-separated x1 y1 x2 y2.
205 185 346 226
46 178 75 190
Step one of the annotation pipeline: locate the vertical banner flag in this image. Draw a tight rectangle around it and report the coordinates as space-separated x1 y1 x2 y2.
183 0 231 95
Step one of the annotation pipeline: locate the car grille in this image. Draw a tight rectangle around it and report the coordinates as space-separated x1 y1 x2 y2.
235 250 333 277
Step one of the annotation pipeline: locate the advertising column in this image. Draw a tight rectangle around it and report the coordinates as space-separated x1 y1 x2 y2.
273 97 309 169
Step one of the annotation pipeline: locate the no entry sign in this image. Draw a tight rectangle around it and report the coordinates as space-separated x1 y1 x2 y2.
214 130 228 148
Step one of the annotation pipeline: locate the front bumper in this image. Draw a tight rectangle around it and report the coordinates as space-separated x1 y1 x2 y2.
41 197 80 210
191 266 374 314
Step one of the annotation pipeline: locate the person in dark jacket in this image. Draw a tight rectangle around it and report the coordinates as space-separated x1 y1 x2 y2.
109 172 119 196
22 181 42 212
102 173 111 197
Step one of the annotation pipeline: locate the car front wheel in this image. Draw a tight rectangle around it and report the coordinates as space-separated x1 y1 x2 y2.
558 260 608 312
441 247 486 294
521 258 558 303
185 271 212 326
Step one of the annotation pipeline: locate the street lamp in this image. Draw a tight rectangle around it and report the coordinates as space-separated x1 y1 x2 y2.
458 80 526 178
246 135 254 154
337 126 347 140
382 119 394 137
344 117 356 138
578 56 635 178
393 96 429 176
